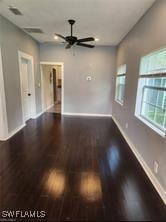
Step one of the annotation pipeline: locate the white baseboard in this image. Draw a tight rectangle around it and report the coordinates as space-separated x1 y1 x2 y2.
0 123 26 141
32 111 44 119
112 116 166 205
33 104 54 119
44 104 54 112
62 112 112 117
0 103 54 141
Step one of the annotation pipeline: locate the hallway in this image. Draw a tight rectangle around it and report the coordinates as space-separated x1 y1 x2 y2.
47 103 61 114
0 114 165 221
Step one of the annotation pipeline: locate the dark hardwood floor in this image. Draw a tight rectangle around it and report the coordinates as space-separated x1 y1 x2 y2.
0 113 165 221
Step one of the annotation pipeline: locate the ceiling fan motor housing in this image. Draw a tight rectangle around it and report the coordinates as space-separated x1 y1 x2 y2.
66 36 77 45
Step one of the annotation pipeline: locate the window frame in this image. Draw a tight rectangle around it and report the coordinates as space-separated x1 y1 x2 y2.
135 49 166 138
115 64 126 106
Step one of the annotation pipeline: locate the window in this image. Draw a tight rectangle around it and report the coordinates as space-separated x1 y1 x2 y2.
115 64 126 105
135 48 166 136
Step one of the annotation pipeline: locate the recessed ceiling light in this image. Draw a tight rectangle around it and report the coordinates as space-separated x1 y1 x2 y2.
54 35 59 40
95 38 100 42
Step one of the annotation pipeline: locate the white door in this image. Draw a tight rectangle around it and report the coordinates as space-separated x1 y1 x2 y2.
21 58 33 121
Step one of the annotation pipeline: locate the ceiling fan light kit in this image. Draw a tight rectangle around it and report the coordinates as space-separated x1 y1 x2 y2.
55 19 95 49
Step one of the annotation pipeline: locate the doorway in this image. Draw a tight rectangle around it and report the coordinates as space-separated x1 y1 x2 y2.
18 51 36 123
40 62 63 114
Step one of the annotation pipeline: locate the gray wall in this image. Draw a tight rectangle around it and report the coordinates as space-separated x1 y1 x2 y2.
112 0 166 190
0 15 42 132
40 45 116 115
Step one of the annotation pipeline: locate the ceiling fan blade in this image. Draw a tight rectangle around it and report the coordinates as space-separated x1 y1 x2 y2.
55 33 66 40
65 44 71 49
77 37 94 42
76 43 95 48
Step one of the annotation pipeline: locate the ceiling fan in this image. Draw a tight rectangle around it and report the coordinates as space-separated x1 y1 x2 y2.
55 20 95 49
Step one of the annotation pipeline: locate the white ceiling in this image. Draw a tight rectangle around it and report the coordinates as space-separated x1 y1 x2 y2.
0 0 155 45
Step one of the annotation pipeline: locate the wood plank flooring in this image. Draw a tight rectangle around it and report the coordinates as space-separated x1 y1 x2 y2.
0 113 165 221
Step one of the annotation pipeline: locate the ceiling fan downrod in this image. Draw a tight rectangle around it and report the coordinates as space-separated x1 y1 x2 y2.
68 19 75 37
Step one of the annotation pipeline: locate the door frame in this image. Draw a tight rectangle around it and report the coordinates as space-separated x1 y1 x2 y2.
40 62 64 114
18 51 36 124
0 46 8 140
52 68 57 102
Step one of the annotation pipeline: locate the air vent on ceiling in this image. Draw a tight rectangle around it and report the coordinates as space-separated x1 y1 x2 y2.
8 6 23 15
23 28 44 34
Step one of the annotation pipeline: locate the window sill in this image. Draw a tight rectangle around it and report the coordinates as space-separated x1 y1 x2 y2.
115 99 123 106
135 114 166 138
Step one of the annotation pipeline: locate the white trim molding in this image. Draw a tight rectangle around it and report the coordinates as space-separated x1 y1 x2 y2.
18 51 37 124
0 46 8 140
63 112 112 117
32 104 54 119
40 61 64 114
33 111 44 119
4 124 26 141
135 114 165 138
112 116 166 205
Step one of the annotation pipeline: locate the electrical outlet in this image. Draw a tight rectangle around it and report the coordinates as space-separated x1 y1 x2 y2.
125 123 128 129
154 161 158 174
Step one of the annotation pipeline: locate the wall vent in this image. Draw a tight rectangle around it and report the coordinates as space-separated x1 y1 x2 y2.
23 28 44 34
8 6 23 15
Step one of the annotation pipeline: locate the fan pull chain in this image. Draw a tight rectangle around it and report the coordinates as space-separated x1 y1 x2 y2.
72 46 76 56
